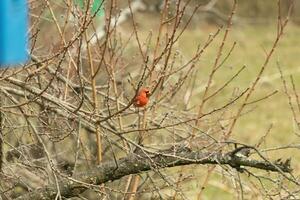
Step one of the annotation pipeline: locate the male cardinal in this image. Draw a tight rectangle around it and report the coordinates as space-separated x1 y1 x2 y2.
134 88 150 107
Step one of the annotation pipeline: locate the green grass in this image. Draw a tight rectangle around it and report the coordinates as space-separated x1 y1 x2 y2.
122 15 300 198
175 23 300 199
179 23 300 142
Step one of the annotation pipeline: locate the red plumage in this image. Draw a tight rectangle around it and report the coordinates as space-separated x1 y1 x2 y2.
134 88 150 107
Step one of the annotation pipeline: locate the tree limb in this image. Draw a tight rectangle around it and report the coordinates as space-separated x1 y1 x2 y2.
17 147 292 199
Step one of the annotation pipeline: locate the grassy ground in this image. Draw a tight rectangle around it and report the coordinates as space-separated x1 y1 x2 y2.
179 23 300 146
120 13 300 198
176 23 300 199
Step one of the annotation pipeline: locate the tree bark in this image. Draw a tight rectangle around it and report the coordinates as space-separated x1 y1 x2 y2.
17 146 292 199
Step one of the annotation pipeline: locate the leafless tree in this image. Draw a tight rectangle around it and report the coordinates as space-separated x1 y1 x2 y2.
0 0 298 199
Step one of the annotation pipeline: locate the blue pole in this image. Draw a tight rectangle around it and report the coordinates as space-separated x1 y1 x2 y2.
0 0 28 66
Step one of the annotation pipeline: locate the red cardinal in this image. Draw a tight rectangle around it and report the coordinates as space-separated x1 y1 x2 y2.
134 88 150 107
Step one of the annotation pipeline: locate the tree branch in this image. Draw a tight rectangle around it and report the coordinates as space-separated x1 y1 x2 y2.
17 146 292 199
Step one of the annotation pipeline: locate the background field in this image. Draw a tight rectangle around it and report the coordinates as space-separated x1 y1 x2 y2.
118 3 300 198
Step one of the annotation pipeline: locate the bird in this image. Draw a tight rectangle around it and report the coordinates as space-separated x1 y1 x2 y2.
134 88 150 107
